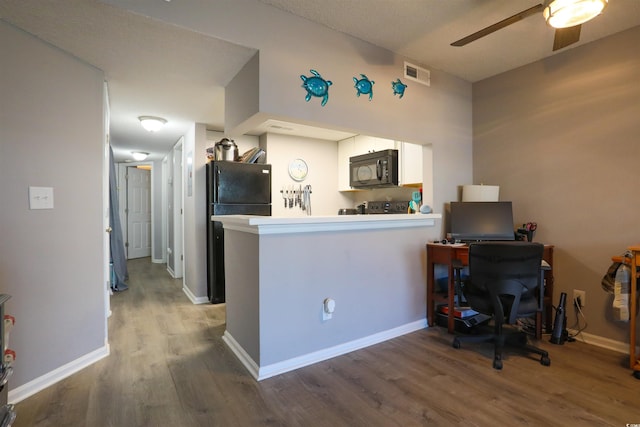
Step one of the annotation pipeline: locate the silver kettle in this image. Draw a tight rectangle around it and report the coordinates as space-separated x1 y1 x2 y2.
214 138 239 161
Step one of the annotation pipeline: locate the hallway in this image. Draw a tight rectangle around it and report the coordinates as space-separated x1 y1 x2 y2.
14 258 235 426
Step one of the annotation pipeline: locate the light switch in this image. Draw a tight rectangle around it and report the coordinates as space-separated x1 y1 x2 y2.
29 186 54 210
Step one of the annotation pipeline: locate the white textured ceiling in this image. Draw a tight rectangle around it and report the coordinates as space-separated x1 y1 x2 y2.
2 0 639 161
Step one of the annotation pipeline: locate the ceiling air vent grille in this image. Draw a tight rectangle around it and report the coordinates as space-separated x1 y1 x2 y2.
404 62 430 86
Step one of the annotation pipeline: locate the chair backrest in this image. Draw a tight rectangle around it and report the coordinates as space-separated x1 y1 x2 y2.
466 242 544 323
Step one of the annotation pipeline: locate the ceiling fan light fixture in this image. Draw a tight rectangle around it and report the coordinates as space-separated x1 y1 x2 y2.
138 116 167 132
132 151 149 161
543 0 607 29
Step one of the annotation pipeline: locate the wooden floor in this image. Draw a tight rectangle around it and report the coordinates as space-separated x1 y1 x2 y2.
13 258 640 426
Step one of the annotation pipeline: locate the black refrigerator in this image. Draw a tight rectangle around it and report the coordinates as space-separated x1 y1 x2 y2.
206 161 272 303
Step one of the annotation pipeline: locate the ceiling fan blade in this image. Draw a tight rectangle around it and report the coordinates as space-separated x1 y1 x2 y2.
552 25 581 50
451 4 544 47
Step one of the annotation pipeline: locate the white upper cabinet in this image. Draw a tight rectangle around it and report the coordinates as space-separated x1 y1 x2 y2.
397 141 423 187
353 135 395 153
337 136 423 191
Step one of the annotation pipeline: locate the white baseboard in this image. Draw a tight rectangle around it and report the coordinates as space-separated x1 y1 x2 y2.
182 285 210 305
566 328 637 355
151 257 164 264
222 332 259 379
224 319 428 381
8 344 110 404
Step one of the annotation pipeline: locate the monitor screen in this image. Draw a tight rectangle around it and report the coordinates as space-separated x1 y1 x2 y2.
450 201 515 242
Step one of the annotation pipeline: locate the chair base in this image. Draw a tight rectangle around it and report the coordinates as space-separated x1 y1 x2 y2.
452 326 550 370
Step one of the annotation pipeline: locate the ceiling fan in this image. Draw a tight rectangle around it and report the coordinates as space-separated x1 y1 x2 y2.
451 0 608 51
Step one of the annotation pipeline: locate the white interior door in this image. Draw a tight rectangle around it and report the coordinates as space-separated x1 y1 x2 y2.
103 83 112 323
127 166 152 259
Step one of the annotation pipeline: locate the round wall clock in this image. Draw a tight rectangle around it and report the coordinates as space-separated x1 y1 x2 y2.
288 158 308 181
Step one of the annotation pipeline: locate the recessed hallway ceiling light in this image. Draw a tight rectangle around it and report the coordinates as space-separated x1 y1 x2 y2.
138 116 167 132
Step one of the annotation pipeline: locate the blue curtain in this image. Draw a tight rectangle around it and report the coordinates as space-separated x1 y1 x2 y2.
109 146 129 291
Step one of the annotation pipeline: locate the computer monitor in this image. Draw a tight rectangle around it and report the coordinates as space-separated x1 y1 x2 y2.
450 201 515 242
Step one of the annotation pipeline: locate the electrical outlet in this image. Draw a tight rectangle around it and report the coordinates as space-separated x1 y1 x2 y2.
573 289 586 308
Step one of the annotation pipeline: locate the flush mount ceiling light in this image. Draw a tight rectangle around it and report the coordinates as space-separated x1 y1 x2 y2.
138 116 167 132
543 0 607 28
132 151 149 161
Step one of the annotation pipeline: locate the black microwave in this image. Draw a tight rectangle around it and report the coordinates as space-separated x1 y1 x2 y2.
349 149 399 188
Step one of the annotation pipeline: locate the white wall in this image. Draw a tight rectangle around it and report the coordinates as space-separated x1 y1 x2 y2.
261 133 352 217
0 21 108 395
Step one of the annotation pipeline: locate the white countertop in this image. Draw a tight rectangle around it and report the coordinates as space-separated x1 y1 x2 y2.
212 213 441 235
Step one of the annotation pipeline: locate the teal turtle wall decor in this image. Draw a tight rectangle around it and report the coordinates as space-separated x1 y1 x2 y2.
353 74 375 100
300 69 332 106
391 79 407 99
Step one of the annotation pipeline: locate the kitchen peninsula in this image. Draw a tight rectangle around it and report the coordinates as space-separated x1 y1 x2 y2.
213 213 441 380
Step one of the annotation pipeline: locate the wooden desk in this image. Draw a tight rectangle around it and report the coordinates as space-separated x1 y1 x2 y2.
426 243 555 339
629 245 640 378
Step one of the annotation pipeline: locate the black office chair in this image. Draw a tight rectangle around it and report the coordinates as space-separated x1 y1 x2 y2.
452 241 551 370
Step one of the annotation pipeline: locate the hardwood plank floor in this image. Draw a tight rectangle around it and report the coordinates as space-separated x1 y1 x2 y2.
13 258 640 426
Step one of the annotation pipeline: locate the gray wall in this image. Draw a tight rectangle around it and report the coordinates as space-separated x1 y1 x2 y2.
152 158 165 262
258 228 429 365
182 123 207 300
0 21 107 388
224 225 433 368
473 26 640 343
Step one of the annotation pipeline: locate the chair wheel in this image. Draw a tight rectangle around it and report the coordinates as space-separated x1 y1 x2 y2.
493 359 503 370
541 356 551 366
633 370 640 380
452 338 461 349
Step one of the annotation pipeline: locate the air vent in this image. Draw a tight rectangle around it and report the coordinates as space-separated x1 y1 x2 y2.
404 61 430 86
268 124 294 131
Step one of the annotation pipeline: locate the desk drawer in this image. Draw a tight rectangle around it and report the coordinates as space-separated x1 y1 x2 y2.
427 245 469 265
455 249 468 265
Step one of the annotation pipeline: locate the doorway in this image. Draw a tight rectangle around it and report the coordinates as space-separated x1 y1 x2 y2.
118 164 152 260
126 165 152 259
